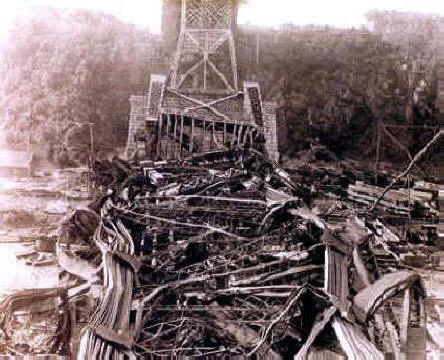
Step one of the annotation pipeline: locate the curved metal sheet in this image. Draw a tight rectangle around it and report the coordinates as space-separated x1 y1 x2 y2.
352 271 421 323
332 316 384 360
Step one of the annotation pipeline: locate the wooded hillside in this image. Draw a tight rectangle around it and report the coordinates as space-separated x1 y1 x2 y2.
0 7 165 166
238 13 440 166
0 7 440 169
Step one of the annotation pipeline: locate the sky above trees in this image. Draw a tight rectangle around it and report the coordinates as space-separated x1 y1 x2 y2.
1 0 443 42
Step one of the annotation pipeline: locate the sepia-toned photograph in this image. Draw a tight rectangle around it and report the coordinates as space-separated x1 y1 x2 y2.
0 0 442 358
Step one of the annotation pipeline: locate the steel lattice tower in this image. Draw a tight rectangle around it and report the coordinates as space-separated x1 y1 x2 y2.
170 0 238 93
126 0 279 162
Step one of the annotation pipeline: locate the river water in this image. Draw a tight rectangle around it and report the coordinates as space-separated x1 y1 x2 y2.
0 242 60 292
0 173 86 293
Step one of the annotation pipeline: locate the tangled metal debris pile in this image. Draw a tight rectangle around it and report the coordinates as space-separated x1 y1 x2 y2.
48 147 437 359
1 147 440 358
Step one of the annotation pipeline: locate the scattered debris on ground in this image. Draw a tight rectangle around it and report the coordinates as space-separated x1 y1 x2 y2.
39 147 438 358
0 288 71 356
0 138 441 358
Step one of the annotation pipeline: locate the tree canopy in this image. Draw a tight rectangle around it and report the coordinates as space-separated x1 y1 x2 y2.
0 7 164 165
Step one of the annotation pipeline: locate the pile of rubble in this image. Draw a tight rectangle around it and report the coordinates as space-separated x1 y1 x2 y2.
51 148 438 359
0 144 440 358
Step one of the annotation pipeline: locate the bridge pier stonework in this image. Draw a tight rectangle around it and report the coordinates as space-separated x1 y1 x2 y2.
126 0 279 162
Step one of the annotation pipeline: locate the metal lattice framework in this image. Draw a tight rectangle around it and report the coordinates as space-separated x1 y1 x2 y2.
186 0 232 28
171 0 238 92
126 0 279 162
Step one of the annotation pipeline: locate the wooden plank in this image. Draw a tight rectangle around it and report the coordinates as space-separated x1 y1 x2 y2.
340 255 348 312
324 248 330 294
168 114 173 159
189 118 195 153
203 121 207 151
231 124 238 147
156 115 163 158
173 115 178 158
419 295 425 327
334 251 339 297
386 321 401 360
399 288 411 356
211 122 215 150
241 126 249 145
179 115 184 159
223 122 227 146
237 124 243 146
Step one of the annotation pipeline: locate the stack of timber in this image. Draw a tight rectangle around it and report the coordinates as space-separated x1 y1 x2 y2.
347 181 438 216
